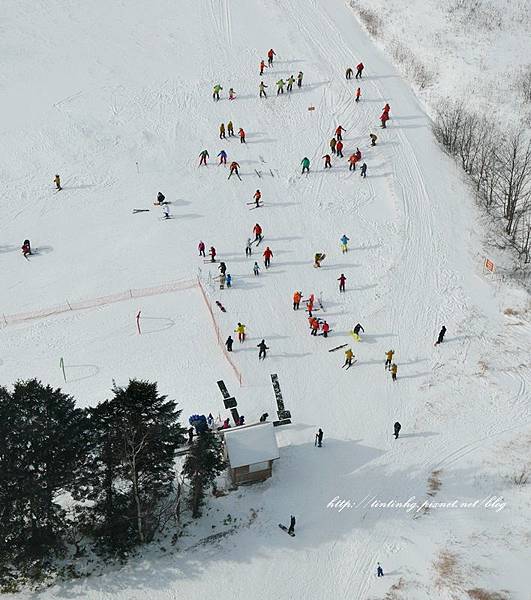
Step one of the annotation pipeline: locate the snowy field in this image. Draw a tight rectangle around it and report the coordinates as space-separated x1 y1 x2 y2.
1 0 530 598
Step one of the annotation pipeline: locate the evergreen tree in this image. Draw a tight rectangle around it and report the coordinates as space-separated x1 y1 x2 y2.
183 430 226 518
78 380 185 553
0 380 86 574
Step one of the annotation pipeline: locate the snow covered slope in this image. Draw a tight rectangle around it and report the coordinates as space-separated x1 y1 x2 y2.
1 0 530 598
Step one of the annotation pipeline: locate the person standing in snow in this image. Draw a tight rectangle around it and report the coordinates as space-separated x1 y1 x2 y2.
301 157 310 174
260 412 269 422
198 240 206 257
259 81 268 98
335 125 346 141
385 349 395 370
323 154 332 169
253 261 260 276
225 336 234 352
321 321 330 338
338 273 347 292
330 137 337 155
199 149 209 166
293 290 302 310
310 318 320 336
54 174 62 191
391 363 398 381
348 153 359 171
227 120 234 137
21 240 31 257
315 428 324 447
234 322 246 342
355 62 364 79
355 87 361 102
212 84 223 101
393 421 401 439
218 261 227 276
370 133 378 147
238 128 246 143
346 67 353 80
219 123 226 139
260 59 266 76
253 223 263 243
226 274 232 288
286 75 295 92
229 88 236 100
218 149 227 165
377 563 384 577
435 325 447 345
258 339 269 360
340 234 349 253
336 140 344 158
228 161 241 180
360 163 367 178
263 246 273 268
342 348 355 368
209 246 217 262
267 48 276 66
276 79 285 95
253 189 262 207
245 238 253 256
380 111 389 129
297 71 304 88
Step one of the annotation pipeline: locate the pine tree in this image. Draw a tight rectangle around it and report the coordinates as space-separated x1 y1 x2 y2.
0 380 86 575
78 380 185 553
183 430 226 518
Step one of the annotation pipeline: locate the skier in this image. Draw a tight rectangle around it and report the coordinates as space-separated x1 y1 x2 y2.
162 204 171 219
340 234 349 253
227 275 233 289
209 246 217 262
360 162 367 178
310 318 320 336
286 75 295 92
355 62 364 79
260 412 269 422
355 87 361 102
229 88 236 100
225 336 234 352
238 128 246 143
234 322 246 342
377 563 384 577
54 174 62 190
315 428 324 447
253 261 260 276
218 261 227 275
156 191 166 204
219 123 226 139
394 421 401 439
353 323 364 337
258 339 269 360
383 102 390 116
217 273 226 289
288 515 296 535
385 349 395 370
259 81 268 98
336 140 344 158
293 290 302 310
297 71 304 88
21 239 31 257
213 84 223 101
307 297 315 317
342 348 355 368
301 157 310 174
198 240 206 257
267 48 276 66
218 149 227 165
253 223 263 243
263 246 273 268
314 252 325 268
435 325 447 345
245 238 253 256
380 111 389 129
199 149 209 166
346 67 353 80
348 153 359 171
322 154 332 169
276 79 285 95
253 189 262 207
355 147 362 161
370 133 378 147
335 125 346 141
338 273 346 292
260 59 266 76
227 120 235 136
391 363 398 382
228 161 241 180
321 321 330 338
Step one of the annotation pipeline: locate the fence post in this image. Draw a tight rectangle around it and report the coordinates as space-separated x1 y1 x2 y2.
59 357 66 382
136 311 142 334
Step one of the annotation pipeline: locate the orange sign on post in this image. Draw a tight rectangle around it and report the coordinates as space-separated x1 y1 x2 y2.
484 259 495 273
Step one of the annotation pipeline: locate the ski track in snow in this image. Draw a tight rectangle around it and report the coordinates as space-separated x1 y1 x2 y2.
1 0 530 598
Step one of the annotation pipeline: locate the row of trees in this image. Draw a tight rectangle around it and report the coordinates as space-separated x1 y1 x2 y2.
432 101 531 263
0 379 225 590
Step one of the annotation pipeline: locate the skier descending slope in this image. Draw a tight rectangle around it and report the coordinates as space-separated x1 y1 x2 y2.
253 223 263 244
198 240 205 257
263 246 273 268
199 149 209 166
338 273 347 292
435 325 447 345
267 48 276 66
301 157 310 174
340 234 349 253
218 149 227 165
322 154 332 169
228 161 241 180
258 339 269 359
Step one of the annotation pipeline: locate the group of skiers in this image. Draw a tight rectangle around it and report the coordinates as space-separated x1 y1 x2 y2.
258 49 304 98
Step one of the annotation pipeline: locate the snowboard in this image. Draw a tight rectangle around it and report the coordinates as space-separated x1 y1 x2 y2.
278 524 295 537
328 344 348 352
215 301 226 312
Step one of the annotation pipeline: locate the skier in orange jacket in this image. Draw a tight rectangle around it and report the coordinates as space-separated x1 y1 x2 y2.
293 291 302 310
263 246 273 268
335 125 346 141
322 154 332 169
355 87 361 102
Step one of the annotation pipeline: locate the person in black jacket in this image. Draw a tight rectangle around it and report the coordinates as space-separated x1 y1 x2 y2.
394 421 401 439
225 336 234 352
258 339 269 360
435 325 447 345
315 428 324 447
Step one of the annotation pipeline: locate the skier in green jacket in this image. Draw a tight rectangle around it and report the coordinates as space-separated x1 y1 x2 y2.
213 84 223 101
301 157 310 174
276 79 285 95
286 75 295 92
259 81 268 98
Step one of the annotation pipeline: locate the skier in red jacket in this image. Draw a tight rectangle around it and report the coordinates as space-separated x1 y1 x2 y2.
228 161 241 179
310 318 320 336
209 246 217 262
336 140 344 158
321 321 330 338
355 62 364 79
253 223 263 243
355 87 361 102
322 154 332 169
335 125 346 141
263 246 273 268
338 273 347 292
380 111 390 129
198 240 206 257
267 48 276 66
260 59 266 75
383 103 390 115
253 189 262 207
238 128 246 143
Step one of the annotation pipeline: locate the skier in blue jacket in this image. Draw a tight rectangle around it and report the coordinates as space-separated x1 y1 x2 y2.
340 234 350 253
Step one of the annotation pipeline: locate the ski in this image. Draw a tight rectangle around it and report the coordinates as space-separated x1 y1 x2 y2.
317 330 332 336
203 260 220 263
328 344 348 352
215 301 226 312
278 524 295 537
270 169 274 177
255 169 262 178
133 209 150 214
344 360 358 370
249 205 263 210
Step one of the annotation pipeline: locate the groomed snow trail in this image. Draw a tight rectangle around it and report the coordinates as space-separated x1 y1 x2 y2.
1 0 530 598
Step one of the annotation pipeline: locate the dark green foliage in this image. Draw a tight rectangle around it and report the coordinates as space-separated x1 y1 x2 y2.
183 430 226 518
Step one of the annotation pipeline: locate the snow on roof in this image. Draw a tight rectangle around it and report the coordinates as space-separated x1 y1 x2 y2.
223 422 279 468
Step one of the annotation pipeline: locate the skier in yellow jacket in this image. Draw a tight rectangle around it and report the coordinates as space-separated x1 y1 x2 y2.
234 322 246 342
385 350 395 370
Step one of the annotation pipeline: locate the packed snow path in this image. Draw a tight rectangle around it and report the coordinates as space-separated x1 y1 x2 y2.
1 0 530 598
